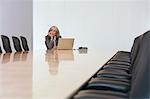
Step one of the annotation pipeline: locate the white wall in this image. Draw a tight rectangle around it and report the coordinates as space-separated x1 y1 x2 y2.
0 0 33 52
33 0 149 51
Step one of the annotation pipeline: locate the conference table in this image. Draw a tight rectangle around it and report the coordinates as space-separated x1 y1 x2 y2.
0 49 115 99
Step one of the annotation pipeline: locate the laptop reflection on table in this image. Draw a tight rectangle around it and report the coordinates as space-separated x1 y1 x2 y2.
57 50 74 61
45 49 74 75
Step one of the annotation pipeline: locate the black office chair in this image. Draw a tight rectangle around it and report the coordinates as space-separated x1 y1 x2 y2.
72 31 150 99
0 45 2 53
12 36 22 52
1 35 12 53
20 36 29 51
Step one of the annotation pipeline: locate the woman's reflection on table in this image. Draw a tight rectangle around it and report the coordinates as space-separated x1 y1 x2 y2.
45 49 59 75
45 49 74 75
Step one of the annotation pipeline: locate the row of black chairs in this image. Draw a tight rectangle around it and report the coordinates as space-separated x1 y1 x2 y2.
70 30 149 99
0 35 29 53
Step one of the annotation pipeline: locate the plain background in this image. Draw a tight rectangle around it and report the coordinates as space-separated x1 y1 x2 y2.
0 0 149 52
0 0 33 52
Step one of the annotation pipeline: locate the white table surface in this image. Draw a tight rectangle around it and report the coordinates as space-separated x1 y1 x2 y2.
0 49 115 99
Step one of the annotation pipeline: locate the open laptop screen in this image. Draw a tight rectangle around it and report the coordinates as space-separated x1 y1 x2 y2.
57 38 74 50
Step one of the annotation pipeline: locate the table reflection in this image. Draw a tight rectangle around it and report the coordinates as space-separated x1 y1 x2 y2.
0 52 29 64
1 53 11 64
0 52 32 99
0 49 113 99
45 49 74 75
13 52 28 62
13 52 21 61
78 49 88 54
21 52 28 61
45 50 59 75
57 50 74 61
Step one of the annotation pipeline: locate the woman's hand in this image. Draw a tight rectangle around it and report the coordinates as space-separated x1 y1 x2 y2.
48 32 54 40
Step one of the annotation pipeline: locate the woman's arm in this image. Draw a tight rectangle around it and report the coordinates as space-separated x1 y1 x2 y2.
45 35 54 49
56 36 62 46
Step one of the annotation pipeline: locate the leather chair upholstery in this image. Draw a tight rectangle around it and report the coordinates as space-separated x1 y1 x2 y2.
0 45 2 53
20 36 29 51
71 30 150 99
1 35 12 53
12 36 22 52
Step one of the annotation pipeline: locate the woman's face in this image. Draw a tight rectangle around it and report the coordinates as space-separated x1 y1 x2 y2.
49 27 57 36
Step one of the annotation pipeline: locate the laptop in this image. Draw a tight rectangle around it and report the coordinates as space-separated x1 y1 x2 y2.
57 38 74 50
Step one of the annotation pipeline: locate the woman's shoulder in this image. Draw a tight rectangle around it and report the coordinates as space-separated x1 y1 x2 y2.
56 35 61 40
45 35 51 40
45 35 49 38
57 35 62 38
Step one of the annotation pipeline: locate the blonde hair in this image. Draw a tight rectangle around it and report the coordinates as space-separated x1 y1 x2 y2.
48 26 60 37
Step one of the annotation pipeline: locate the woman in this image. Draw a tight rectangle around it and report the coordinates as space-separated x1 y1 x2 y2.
45 26 61 49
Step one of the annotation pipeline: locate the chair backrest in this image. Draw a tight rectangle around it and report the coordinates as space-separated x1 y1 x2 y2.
1 35 12 53
12 36 22 52
0 45 2 53
129 31 150 99
130 35 143 65
20 36 29 51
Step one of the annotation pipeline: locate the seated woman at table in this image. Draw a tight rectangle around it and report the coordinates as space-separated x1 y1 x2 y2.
45 26 61 49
